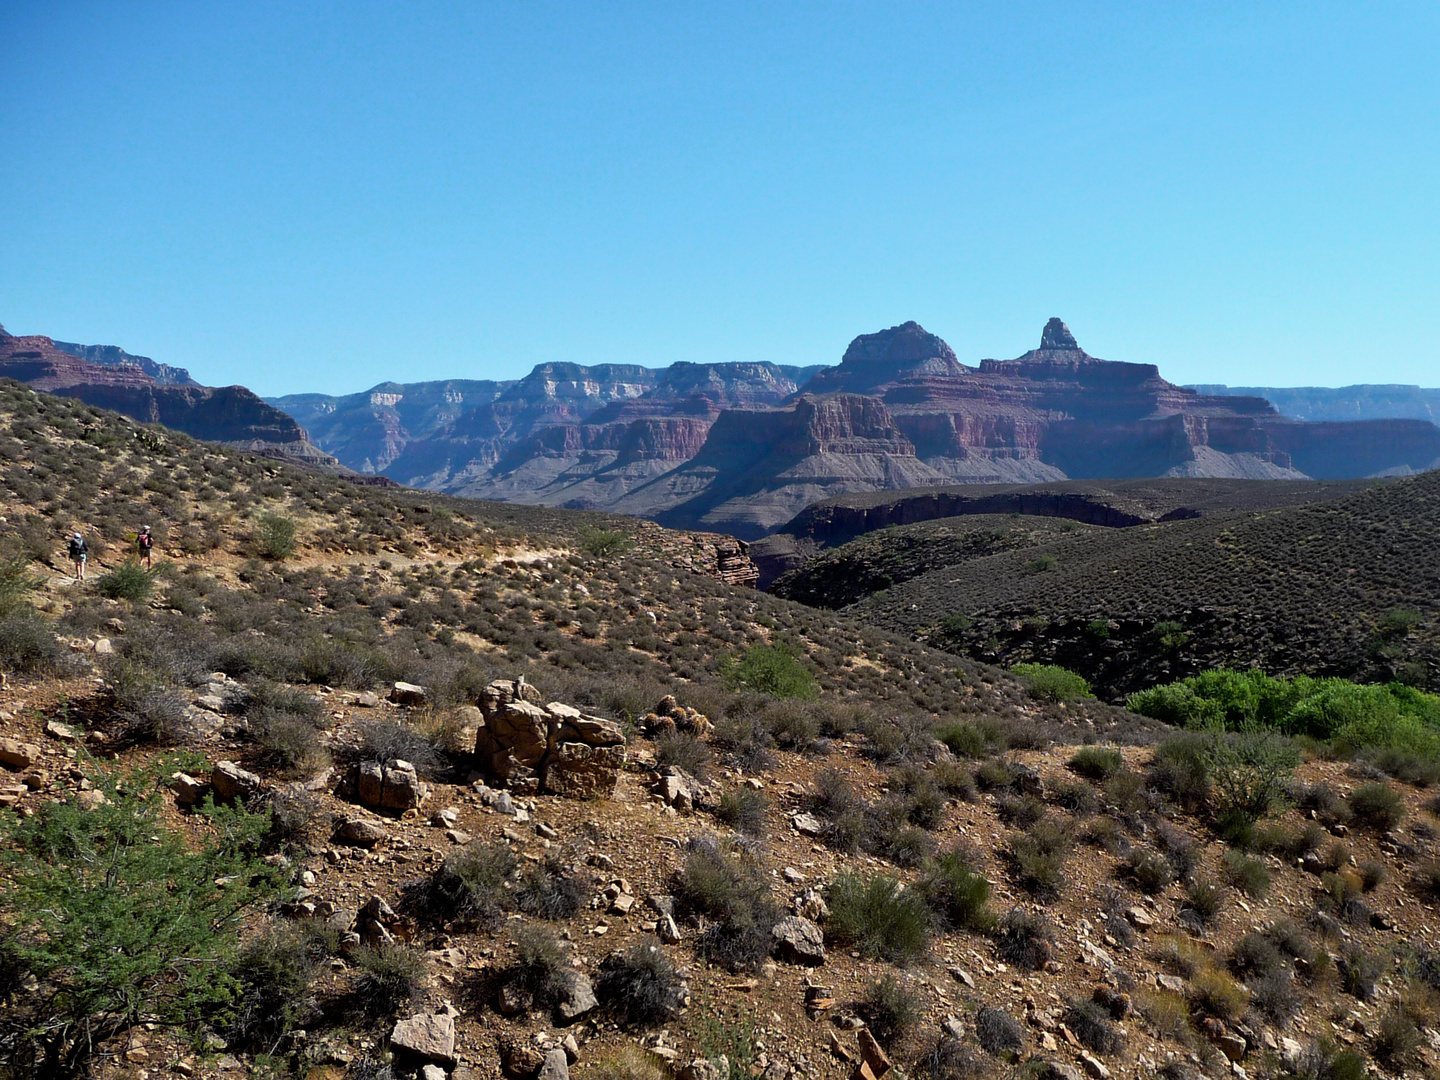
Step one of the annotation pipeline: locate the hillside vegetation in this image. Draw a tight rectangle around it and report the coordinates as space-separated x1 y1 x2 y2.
4 380 1440 1080
774 475 1440 699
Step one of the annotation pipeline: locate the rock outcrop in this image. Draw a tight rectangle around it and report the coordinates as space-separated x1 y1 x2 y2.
0 325 336 466
473 679 627 797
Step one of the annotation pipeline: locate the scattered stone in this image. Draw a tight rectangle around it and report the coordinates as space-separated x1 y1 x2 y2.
536 821 559 840
772 916 826 965
857 1029 890 1077
1078 1052 1111 1079
335 818 388 846
420 1066 447 1080
501 1036 546 1078
537 1047 570 1080
44 720 79 741
390 1013 456 1066
355 691 380 708
93 637 114 655
1216 1033 1248 1062
170 771 208 804
795 887 830 922
1125 906 1154 930
948 966 976 988
792 811 826 836
0 738 41 771
211 760 261 802
390 682 429 706
555 969 597 1023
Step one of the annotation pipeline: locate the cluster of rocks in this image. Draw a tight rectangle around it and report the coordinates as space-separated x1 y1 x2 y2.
351 757 428 811
640 694 713 739
473 678 626 798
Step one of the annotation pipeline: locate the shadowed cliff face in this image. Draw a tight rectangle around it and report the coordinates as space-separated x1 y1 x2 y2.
0 326 334 465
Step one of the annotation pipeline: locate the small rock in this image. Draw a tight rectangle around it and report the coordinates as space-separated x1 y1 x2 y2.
211 760 261 802
772 916 826 965
355 691 380 708
857 1029 890 1077
792 812 825 836
420 1066 447 1080
0 738 41 771
170 771 208 804
336 818 388 846
390 1013 456 1065
390 681 429 706
1079 1052 1111 1079
93 637 114 655
44 720 79 742
1125 906 1154 929
537 1047 570 1080
554 969 598 1023
1216 1033 1248 1062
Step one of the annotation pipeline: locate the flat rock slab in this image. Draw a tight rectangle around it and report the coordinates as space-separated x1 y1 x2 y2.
390 1013 455 1065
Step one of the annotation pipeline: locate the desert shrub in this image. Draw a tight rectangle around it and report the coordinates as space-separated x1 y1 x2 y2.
255 512 298 560
0 613 66 676
1207 730 1300 829
860 974 922 1048
1249 957 1301 1020
716 787 769 837
584 1047 670 1080
515 857 588 920
1181 880 1224 929
975 1005 1024 1054
1221 849 1271 896
250 709 330 775
675 840 779 971
1127 849 1176 894
1347 781 1405 830
1136 990 1191 1041
1007 819 1071 901
721 643 817 700
812 767 860 819
975 757 1016 791
1412 860 1440 900
596 937 682 1026
579 527 630 560
915 1035 990 1080
931 760 977 800
262 786 322 848
1358 859 1388 891
1372 1000 1424 1067
1064 999 1124 1054
1154 823 1199 880
1070 746 1124 780
0 769 282 1079
0 551 42 618
356 718 445 777
1011 662 1091 702
95 559 155 601
992 908 1054 970
419 842 517 926
1148 732 1212 810
996 793 1046 828
1337 944 1382 1000
1083 816 1129 855
763 699 821 750
351 944 427 1015
1103 768 1148 813
657 732 714 782
919 848 994 932
1274 1039 1368 1080
826 872 931 964
1189 969 1249 1022
1156 934 1208 979
1051 779 1100 813
506 924 570 1009
225 928 317 1047
934 720 996 759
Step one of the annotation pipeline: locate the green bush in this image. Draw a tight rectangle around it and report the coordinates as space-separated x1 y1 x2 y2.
1348 781 1405 830
350 944 427 1015
0 614 66 676
675 841 779 972
1129 668 1440 763
992 907 1054 970
716 787 769 837
826 872 931 964
0 766 283 1079
1222 849 1272 896
1011 662 1092 703
579 527 631 560
417 842 517 926
919 848 995 932
0 551 42 618
225 928 317 1048
1069 745 1124 780
95 559 155 601
255 512 298 560
721 643 818 700
1206 730 1300 826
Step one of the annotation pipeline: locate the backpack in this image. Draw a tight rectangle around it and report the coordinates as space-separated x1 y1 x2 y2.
69 537 87 559
139 532 153 551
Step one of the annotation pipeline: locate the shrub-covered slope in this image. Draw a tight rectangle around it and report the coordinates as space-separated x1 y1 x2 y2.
777 473 1440 699
6 380 1440 1080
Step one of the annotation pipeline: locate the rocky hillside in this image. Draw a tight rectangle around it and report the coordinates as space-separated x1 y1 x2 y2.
6 381 1440 1080
0 324 335 465
285 319 1440 540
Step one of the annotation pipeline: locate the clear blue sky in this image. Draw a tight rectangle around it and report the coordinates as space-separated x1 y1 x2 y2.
3 2 1438 396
